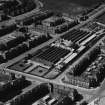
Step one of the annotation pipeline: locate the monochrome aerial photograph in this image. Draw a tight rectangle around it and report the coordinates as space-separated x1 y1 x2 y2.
0 0 105 105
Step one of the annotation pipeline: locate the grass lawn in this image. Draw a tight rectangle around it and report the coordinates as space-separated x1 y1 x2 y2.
40 0 103 16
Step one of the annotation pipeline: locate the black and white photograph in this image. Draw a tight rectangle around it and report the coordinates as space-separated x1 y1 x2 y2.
0 0 105 105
